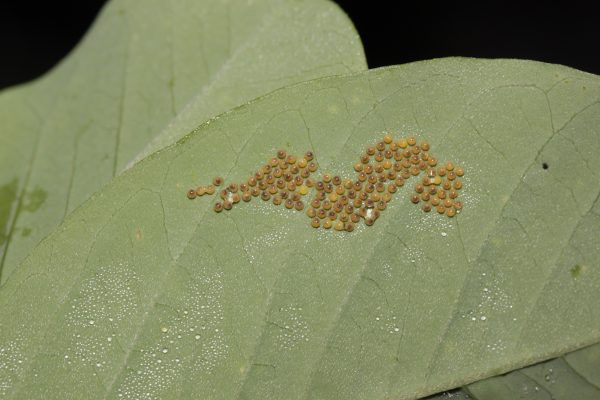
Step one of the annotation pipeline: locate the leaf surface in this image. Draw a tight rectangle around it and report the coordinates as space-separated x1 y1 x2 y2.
0 0 366 283
1 59 599 400
466 343 600 399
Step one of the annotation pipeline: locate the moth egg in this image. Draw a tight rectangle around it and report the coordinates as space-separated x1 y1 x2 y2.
453 201 463 210
231 193 241 203
382 160 392 170
334 221 345 231
300 169 310 178
453 180 462 190
420 141 430 151
304 151 314 161
368 175 377 184
376 201 386 211
195 186 206 196
398 138 408 148
344 179 354 189
299 185 309 195
360 154 370 164
347 189 356 199
382 192 392 203
443 198 453 208
251 188 260 197
279 190 289 199
350 213 360 223
354 163 363 172
375 182 385 193
322 200 332 210
287 182 297 191
431 197 440 206
365 184 375 193
306 208 316 218
394 177 405 187
428 157 438 167
329 193 339 202
437 189 446 199
294 201 304 211
445 161 454 171
437 167 447 176
261 191 271 201
384 150 393 159
223 200 233 210
228 183 239 193
273 168 283 178
268 185 278 194
371 193 381 202
285 199 294 209
187 189 197 200
335 185 345 195
286 155 297 165
364 164 373 174
298 158 308 168
305 178 315 187
390 142 398 151
433 176 442 185
345 222 355 232
248 177 257 187
422 203 432 213
240 183 249 192
410 194 420 204
358 172 367 182
442 181 452 190
311 218 321 228
277 149 287 159
415 184 424 193
323 219 333 229
219 189 228 200
261 165 272 174
269 157 279 167
322 174 332 183
421 192 431 202
324 183 334 193
308 162 318 172
447 171 457 181
273 195 283 206
291 192 301 202
383 134 393 144
407 137 417 146
365 218 375 226
353 198 363 208
455 167 465 177
436 205 445 214
242 192 252 202
213 202 223 212
374 152 384 162
317 209 327 219
446 208 456 218
213 176 224 186
449 190 458 199
327 211 338 220
410 166 420 176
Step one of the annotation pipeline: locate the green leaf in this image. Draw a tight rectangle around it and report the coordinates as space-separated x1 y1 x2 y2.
0 0 366 283
466 343 600 399
1 58 599 399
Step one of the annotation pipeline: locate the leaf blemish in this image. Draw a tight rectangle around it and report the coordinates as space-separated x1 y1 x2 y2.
188 134 465 231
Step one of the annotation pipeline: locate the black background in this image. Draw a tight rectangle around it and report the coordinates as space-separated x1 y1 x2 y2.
1 1 599 90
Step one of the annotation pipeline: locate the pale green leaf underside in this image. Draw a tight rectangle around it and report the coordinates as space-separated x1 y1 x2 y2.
0 0 366 283
1 59 599 400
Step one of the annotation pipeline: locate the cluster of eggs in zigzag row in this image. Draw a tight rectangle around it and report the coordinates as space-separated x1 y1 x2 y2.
187 134 464 231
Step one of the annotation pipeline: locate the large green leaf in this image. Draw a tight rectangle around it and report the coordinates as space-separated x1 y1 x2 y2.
0 0 366 283
1 58 599 399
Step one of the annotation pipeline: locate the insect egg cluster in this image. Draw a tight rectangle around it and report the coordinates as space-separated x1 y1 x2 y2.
187 134 465 231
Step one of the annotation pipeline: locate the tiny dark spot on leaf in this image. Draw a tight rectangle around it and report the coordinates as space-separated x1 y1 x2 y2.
23 186 48 212
542 162 549 170
21 227 32 237
570 264 582 278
